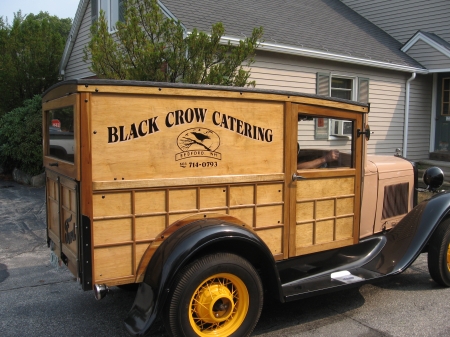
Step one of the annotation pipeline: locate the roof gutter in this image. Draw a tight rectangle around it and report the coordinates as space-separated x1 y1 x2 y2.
220 36 428 74
403 72 416 158
60 0 88 78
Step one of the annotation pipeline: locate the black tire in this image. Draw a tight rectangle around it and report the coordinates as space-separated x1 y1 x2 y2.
427 217 450 287
164 253 263 337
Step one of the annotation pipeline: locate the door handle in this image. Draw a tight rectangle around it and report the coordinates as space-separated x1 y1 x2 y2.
292 173 306 181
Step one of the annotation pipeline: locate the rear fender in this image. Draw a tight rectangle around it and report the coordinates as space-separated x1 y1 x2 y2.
124 214 279 336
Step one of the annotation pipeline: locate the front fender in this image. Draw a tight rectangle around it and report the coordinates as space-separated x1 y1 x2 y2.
364 190 450 275
124 218 278 336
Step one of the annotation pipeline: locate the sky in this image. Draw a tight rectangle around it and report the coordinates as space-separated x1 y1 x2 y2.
1 0 80 22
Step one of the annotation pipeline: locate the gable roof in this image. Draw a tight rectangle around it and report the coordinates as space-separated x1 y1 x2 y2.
160 0 426 73
61 0 428 75
402 30 450 59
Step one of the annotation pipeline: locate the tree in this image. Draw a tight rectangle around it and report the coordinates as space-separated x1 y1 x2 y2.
85 0 263 87
0 95 43 176
0 11 72 117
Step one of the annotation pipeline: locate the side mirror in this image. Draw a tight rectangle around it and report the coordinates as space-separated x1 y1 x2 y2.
423 166 444 191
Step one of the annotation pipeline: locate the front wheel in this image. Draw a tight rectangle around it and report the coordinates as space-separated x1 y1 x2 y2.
427 217 450 287
164 253 263 337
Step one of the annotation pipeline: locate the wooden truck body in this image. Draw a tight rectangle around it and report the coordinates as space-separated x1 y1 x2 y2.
43 79 450 337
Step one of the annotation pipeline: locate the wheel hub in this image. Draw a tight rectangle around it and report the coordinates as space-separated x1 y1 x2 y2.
193 282 235 323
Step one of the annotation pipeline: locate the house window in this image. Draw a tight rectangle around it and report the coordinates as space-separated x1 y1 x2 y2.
315 73 369 139
331 77 353 100
443 78 450 116
92 0 124 32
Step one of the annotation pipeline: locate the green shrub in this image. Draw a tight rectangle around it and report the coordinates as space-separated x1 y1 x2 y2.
0 95 43 176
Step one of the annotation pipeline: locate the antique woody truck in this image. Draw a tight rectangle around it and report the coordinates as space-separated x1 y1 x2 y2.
43 79 449 337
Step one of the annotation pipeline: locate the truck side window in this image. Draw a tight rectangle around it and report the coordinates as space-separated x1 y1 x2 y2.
297 115 354 169
46 106 75 163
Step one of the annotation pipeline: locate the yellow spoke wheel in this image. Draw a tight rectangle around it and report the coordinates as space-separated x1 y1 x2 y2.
447 243 450 272
189 273 249 336
164 253 263 337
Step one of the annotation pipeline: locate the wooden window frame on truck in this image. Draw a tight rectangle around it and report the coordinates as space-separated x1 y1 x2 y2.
42 79 450 337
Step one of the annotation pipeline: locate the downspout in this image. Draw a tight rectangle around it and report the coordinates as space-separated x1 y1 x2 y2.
403 72 416 158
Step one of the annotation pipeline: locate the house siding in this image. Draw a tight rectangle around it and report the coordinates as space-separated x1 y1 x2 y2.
65 1 95 80
407 75 433 160
251 51 431 159
341 0 450 44
406 40 450 70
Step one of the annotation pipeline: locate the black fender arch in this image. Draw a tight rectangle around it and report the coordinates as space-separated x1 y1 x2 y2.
364 190 450 275
124 216 280 337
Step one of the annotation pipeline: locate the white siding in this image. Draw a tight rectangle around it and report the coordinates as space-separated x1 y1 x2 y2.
341 0 450 44
407 75 433 160
65 1 95 80
250 51 432 159
406 40 450 70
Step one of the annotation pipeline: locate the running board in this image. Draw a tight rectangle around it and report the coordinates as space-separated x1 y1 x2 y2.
278 236 387 301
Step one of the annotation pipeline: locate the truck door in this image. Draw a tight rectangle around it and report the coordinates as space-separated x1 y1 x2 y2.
288 103 365 257
43 94 83 279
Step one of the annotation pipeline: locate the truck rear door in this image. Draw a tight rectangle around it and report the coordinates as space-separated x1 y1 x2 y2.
43 94 83 280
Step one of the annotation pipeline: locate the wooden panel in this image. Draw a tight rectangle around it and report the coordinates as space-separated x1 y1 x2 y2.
316 220 335 244
255 205 283 227
135 216 166 240
169 212 198 224
257 184 283 204
90 95 285 182
48 200 60 237
200 187 227 209
169 188 197 212
135 190 166 214
296 222 314 247
255 227 283 255
316 199 335 219
94 245 133 280
229 207 254 226
230 185 254 206
93 192 132 217
336 216 354 240
93 218 132 245
296 201 314 222
297 177 354 201
336 197 354 215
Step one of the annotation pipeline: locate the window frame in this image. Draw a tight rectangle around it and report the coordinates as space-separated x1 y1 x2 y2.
442 77 450 116
316 73 369 140
92 0 123 33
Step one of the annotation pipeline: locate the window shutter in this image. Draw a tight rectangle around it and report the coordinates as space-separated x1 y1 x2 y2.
315 73 330 139
119 0 125 22
317 73 330 96
358 77 369 103
91 0 98 24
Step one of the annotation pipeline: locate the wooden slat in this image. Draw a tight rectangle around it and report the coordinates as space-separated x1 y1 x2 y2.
93 174 285 190
77 84 368 113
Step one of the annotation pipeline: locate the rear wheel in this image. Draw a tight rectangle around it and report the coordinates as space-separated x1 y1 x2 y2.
427 218 450 287
164 253 263 337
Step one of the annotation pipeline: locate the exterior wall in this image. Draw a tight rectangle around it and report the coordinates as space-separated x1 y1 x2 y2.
406 40 450 70
341 0 450 44
407 74 433 160
250 51 432 159
65 1 95 80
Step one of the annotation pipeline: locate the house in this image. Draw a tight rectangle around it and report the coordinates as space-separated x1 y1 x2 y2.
341 0 450 161
60 0 449 162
